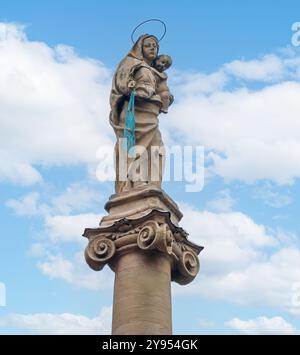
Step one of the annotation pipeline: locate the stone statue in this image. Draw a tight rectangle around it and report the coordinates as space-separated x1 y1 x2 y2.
110 34 174 194
84 30 203 335
152 54 174 113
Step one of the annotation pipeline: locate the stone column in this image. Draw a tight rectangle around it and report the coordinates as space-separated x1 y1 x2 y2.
83 187 203 335
112 251 172 335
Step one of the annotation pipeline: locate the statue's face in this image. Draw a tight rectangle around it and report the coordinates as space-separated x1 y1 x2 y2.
142 38 158 62
155 56 171 72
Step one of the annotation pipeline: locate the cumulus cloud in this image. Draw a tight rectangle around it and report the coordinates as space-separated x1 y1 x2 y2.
226 316 300 335
206 189 236 212
224 54 284 81
179 202 277 275
0 306 112 335
51 184 102 215
7 184 102 218
2 23 300 187
3 23 300 318
37 253 113 290
0 153 42 185
253 183 292 208
28 243 47 257
35 213 113 290
6 192 49 216
165 49 300 185
175 204 300 316
45 213 100 244
0 23 112 185
192 248 300 315
170 69 227 96
6 184 105 288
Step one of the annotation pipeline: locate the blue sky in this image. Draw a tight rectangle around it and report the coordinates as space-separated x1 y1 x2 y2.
0 0 300 335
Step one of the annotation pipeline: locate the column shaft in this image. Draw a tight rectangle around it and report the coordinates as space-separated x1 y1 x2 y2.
112 250 172 335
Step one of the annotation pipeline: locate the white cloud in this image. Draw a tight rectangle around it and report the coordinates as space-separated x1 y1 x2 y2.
5 186 105 287
179 203 276 275
2 23 300 187
253 183 292 208
206 189 235 212
191 248 300 314
224 54 284 81
51 184 102 214
0 152 42 185
6 184 102 218
28 243 47 257
45 213 100 244
226 316 299 335
3 24 300 310
36 218 114 290
37 253 113 290
0 23 112 185
6 192 49 216
171 69 227 96
165 48 300 185
0 306 112 335
175 204 300 315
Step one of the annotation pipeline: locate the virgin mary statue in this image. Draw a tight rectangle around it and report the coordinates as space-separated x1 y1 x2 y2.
109 34 173 194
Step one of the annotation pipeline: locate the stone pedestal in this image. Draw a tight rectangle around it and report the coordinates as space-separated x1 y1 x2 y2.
83 186 203 335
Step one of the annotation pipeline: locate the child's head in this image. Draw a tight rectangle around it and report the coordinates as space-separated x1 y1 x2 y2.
153 54 172 72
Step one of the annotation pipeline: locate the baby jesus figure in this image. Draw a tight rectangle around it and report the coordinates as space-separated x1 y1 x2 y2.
153 54 174 114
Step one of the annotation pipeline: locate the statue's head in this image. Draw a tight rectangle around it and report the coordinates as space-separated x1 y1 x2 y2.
129 34 159 64
142 36 158 64
153 54 172 72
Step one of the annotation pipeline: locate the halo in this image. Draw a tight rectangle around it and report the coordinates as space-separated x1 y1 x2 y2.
131 19 167 44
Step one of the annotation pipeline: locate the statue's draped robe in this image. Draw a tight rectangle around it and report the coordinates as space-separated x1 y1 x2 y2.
110 44 166 193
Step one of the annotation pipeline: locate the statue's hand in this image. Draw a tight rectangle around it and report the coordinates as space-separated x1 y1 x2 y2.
128 80 136 89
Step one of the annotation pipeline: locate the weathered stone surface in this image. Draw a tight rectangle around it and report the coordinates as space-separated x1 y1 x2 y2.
102 185 182 226
110 34 174 194
112 251 172 335
83 32 203 335
84 188 202 285
83 187 203 335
